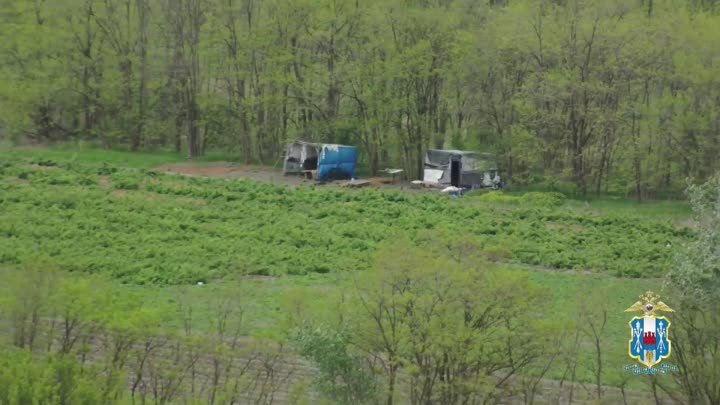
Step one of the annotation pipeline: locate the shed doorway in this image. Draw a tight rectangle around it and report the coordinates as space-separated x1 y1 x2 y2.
450 158 462 187
302 145 318 171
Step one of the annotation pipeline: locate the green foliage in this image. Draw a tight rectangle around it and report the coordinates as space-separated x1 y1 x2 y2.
110 171 141 190
519 192 567 207
473 191 520 205
1 0 719 192
472 191 566 207
0 264 306 405
0 157 692 284
667 175 720 299
0 349 116 405
29 157 58 167
344 241 549 404
665 175 720 404
291 323 377 405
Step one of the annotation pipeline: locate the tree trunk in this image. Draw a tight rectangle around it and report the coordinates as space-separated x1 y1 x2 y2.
135 0 149 151
631 112 643 202
188 97 201 158
174 113 183 153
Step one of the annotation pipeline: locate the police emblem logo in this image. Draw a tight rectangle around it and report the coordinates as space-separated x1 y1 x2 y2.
625 291 674 368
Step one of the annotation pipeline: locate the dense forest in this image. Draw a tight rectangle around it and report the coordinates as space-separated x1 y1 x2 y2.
1 0 719 197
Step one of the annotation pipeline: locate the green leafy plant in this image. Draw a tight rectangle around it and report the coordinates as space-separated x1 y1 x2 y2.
0 158 692 284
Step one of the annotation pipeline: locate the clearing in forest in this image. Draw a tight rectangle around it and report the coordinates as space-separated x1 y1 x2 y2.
0 148 695 391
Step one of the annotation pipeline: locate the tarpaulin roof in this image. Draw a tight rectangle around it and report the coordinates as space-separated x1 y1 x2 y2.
285 140 358 180
317 144 357 180
425 149 498 171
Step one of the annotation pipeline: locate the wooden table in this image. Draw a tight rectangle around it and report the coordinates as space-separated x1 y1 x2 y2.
381 168 404 183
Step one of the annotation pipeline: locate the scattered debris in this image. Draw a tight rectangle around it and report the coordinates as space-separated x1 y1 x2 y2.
339 179 371 188
157 161 470 193
440 186 463 194
381 168 404 175
380 168 404 183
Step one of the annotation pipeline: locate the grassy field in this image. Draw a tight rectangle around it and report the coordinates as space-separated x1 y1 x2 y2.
0 142 240 168
0 263 657 388
153 268 659 385
0 145 693 391
0 151 692 282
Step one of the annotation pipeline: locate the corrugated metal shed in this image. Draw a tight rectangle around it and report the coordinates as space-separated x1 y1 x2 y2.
283 140 358 181
424 149 498 188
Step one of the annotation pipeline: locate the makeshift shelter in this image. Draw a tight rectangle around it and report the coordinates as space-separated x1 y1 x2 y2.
283 141 358 180
423 149 498 188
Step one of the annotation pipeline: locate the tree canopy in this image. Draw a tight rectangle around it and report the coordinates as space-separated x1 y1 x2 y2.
1 0 719 197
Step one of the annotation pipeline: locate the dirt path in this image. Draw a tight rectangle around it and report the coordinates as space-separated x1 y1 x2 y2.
155 161 429 192
156 162 309 187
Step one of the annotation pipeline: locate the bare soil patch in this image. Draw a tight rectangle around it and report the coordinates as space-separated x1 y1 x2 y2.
155 161 421 191
110 190 129 198
157 163 244 177
157 162 305 186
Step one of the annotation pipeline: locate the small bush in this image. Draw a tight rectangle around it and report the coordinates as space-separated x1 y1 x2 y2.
484 244 513 262
29 157 57 167
474 191 566 207
519 192 566 207
97 164 118 175
111 173 140 190
46 175 75 185
475 191 520 205
77 175 97 186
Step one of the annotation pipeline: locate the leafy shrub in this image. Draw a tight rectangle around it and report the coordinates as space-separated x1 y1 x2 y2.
519 192 566 207
0 349 113 405
484 244 513 262
475 191 520 204
77 175 97 186
474 191 566 207
46 175 76 185
110 172 140 190
97 164 118 175
29 157 57 167
291 324 377 404
0 157 692 284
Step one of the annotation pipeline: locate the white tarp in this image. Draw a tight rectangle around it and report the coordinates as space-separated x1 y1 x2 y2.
423 169 444 183
300 144 307 163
